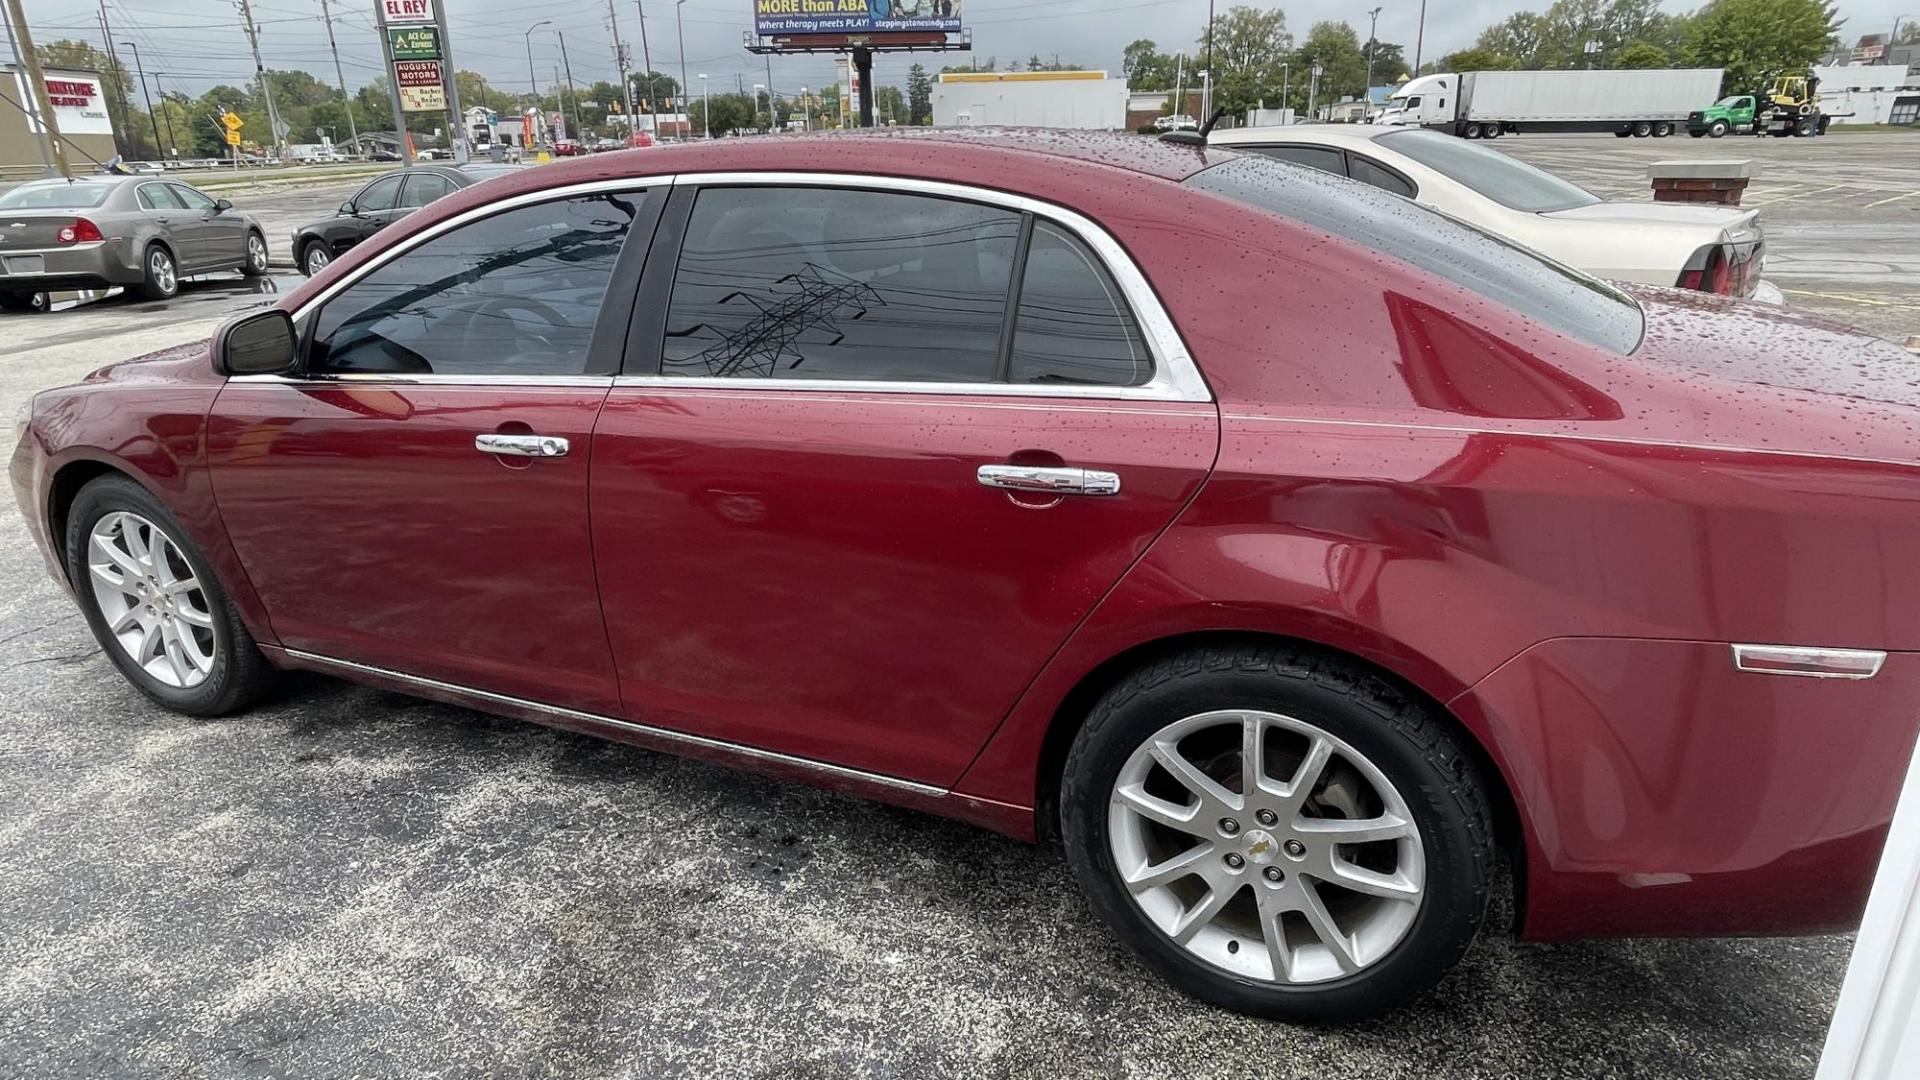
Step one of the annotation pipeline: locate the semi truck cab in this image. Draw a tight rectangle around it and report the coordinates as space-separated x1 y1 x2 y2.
1377 74 1452 127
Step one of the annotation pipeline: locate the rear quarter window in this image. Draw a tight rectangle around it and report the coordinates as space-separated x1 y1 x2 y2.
1185 154 1644 354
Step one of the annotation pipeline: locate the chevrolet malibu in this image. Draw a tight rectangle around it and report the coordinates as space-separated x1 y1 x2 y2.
11 131 1919 1021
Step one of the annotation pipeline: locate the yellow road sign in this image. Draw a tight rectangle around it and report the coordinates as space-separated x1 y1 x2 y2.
222 111 244 131
225 130 242 146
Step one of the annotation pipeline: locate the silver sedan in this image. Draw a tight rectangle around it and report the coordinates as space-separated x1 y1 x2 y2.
0 176 269 311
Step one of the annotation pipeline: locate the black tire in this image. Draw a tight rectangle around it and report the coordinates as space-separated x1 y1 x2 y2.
1614 128 1632 138
63 474 274 716
241 230 270 277
1795 118 1816 137
1632 121 1653 137
0 289 44 313
300 240 332 277
1709 120 1728 137
1482 124 1501 140
1060 643 1495 1022
132 243 178 301
1653 121 1672 137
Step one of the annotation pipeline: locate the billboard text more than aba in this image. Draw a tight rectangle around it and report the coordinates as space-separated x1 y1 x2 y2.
753 0 962 36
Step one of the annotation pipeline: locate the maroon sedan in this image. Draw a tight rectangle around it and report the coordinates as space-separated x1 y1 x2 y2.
11 130 1920 1021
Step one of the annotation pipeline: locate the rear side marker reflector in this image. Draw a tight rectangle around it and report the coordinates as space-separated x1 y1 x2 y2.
1732 643 1886 680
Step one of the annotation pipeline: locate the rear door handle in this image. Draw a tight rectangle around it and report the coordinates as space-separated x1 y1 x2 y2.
476 433 569 458
976 464 1121 496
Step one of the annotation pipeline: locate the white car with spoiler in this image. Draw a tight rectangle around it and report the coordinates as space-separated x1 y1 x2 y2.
1208 125 1778 304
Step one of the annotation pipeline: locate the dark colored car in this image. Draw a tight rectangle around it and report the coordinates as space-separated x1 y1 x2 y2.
290 164 521 276
0 175 268 309
13 131 1920 1022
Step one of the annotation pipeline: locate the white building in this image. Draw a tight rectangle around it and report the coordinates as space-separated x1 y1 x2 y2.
934 71 1127 129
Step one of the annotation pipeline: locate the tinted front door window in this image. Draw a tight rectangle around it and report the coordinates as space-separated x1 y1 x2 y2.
662 187 1020 382
311 193 641 376
1348 154 1417 198
355 176 403 214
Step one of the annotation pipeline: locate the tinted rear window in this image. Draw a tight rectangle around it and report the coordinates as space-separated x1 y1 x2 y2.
1186 154 1643 354
0 183 114 209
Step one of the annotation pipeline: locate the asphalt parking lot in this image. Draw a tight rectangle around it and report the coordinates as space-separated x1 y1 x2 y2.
1 140 1908 1076
1496 132 1920 342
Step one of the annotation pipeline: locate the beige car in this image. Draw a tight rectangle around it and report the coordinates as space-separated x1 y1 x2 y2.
1208 125 1779 303
0 175 269 312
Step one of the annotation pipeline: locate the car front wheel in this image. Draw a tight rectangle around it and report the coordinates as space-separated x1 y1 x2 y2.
64 475 273 716
301 241 332 276
1061 644 1494 1021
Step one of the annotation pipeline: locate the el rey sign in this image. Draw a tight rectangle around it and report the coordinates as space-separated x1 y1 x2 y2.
379 0 434 24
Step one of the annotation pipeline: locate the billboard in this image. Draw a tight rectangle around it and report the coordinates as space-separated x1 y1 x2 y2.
753 0 962 35
395 60 446 112
13 71 114 136
380 0 434 24
388 26 441 60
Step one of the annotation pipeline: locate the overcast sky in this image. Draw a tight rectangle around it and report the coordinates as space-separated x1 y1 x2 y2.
13 0 1912 108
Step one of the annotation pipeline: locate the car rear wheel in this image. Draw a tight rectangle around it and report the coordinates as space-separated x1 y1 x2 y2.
1709 120 1728 137
301 241 332 276
64 475 273 716
133 244 178 301
242 231 269 276
1060 644 1495 1021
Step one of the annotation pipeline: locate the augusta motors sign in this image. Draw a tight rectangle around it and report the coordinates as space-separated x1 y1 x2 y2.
379 0 434 23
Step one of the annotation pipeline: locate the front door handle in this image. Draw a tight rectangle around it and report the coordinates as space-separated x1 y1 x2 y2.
476 433 569 458
976 464 1121 496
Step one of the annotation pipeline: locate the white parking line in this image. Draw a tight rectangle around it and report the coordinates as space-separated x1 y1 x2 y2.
1864 190 1920 209
1749 184 1850 207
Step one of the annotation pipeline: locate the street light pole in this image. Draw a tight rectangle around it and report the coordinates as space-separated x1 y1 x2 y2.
1365 6 1382 119
1202 0 1215 120
699 73 709 137
1308 61 1322 121
1414 0 1427 73
800 86 811 131
119 39 164 158
1281 61 1290 122
635 1 657 141
675 0 690 141
524 20 551 149
754 82 766 130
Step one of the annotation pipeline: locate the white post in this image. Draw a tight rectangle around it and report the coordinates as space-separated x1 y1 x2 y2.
1818 734 1920 1080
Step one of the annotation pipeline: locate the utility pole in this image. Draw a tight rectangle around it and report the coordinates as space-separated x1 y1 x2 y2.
2 0 58 175
636 0 657 138
234 0 286 161
317 0 359 158
675 0 689 138
119 40 163 159
1201 0 1214 120
765 53 774 129
605 0 633 121
556 30 581 141
524 19 550 149
96 0 137 156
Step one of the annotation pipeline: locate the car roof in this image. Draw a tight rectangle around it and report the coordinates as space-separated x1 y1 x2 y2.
1209 125 1396 148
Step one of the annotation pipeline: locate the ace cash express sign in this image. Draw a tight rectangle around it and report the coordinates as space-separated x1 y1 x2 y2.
380 0 434 23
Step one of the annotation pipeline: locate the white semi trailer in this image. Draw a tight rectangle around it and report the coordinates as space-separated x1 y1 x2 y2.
1376 68 1725 139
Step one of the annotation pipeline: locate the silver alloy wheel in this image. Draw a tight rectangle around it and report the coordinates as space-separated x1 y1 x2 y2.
149 249 176 294
247 233 268 271
1108 709 1425 985
304 244 330 275
86 511 217 689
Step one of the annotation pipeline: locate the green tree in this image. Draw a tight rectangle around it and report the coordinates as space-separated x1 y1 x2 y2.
1683 0 1842 94
630 71 681 114
1122 39 1176 89
1439 46 1524 71
1363 40 1410 84
1898 22 1920 45
1197 5 1293 117
875 84 907 124
1299 21 1368 104
906 63 933 124
1477 13 1551 65
1612 40 1672 67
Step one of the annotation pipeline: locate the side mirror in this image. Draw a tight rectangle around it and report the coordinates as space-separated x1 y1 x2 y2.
340 201 358 216
217 309 298 376
214 198 233 212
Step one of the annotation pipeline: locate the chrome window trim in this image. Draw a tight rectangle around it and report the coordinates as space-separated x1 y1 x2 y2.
279 171 1210 403
279 647 948 797
626 170 1211 403
286 176 673 326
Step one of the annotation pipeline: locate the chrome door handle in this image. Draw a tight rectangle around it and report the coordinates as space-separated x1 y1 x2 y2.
476 433 570 458
976 464 1121 496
